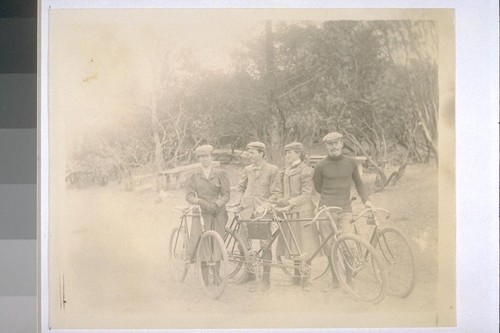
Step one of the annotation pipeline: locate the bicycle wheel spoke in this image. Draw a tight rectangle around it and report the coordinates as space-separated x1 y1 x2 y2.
168 228 189 282
224 228 249 284
374 228 416 298
310 256 330 281
332 234 387 303
196 231 229 299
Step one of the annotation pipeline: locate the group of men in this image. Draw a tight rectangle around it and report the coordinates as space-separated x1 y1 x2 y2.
184 131 373 292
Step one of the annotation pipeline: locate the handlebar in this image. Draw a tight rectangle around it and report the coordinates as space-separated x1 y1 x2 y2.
303 206 343 228
355 207 391 221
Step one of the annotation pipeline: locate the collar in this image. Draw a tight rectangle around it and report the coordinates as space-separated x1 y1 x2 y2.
327 154 343 161
200 165 212 177
290 159 302 168
252 161 265 170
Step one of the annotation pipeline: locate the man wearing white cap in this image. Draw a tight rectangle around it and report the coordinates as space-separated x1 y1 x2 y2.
234 141 280 291
313 132 373 292
185 144 230 284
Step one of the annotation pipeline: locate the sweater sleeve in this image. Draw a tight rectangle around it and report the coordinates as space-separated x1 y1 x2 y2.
352 159 369 203
214 171 231 208
313 161 323 194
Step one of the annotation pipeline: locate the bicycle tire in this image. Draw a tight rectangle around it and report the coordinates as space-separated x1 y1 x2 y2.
372 227 416 298
332 233 387 304
168 227 189 282
196 230 229 299
224 227 250 284
276 255 329 281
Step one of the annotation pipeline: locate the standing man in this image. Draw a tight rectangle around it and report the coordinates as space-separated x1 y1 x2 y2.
313 132 373 292
234 141 281 291
185 145 230 283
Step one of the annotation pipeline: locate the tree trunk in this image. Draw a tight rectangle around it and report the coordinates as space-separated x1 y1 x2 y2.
264 20 284 166
151 90 164 171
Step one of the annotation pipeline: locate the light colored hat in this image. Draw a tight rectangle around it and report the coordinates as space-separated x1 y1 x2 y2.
322 132 343 142
194 144 214 156
284 142 304 151
246 141 266 151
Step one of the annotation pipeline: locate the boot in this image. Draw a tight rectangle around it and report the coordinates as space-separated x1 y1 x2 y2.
259 265 271 292
322 256 340 293
291 261 301 285
242 272 256 283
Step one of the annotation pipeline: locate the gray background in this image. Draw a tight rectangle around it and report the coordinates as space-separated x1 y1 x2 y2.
0 1 37 331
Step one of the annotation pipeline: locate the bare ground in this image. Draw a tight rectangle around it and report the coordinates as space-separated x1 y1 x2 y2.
52 163 439 329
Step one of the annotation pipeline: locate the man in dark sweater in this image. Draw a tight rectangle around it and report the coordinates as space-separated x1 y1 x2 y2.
313 131 373 292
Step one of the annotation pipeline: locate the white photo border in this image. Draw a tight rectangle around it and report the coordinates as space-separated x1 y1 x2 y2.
39 0 499 332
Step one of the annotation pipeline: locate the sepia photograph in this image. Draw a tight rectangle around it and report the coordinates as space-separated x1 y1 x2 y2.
44 6 455 329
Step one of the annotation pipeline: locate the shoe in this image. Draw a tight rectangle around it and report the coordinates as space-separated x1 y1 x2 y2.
322 280 340 293
259 279 270 292
242 273 256 284
283 276 301 287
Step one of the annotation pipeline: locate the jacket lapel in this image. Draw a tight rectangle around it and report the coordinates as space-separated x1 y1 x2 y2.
288 162 302 177
253 162 265 181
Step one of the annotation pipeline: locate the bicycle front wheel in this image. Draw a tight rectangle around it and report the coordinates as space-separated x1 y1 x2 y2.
224 227 249 284
168 227 189 282
196 230 229 299
332 233 387 304
372 227 416 298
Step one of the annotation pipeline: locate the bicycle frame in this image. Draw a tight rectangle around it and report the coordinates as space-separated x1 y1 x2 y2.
352 207 391 261
172 205 209 263
228 206 345 270
302 206 344 265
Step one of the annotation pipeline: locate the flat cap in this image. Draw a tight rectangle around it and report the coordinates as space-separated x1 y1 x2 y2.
322 132 343 142
194 144 214 156
284 142 304 151
246 141 266 150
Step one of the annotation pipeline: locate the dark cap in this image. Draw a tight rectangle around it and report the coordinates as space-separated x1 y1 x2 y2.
322 132 343 142
284 142 304 151
246 141 266 151
194 144 214 156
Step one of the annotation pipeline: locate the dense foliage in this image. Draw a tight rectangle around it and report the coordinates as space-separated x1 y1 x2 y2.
69 20 438 189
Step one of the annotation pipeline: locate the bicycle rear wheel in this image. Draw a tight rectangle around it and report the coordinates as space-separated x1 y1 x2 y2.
332 233 387 304
168 227 189 282
224 227 249 284
372 227 416 298
196 230 229 299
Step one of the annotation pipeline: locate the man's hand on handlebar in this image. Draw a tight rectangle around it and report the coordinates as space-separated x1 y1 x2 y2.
226 202 240 208
274 205 291 213
276 198 289 207
255 205 267 216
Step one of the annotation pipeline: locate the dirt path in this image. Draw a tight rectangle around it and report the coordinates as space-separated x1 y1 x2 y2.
52 164 438 328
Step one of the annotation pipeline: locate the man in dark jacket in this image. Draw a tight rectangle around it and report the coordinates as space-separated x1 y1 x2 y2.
313 132 373 292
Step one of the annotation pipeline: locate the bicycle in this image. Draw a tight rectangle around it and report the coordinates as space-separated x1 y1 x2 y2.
302 206 388 303
226 205 388 303
352 207 416 298
168 205 229 299
224 205 330 284
220 206 251 284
